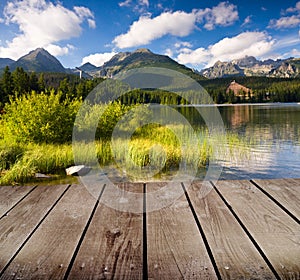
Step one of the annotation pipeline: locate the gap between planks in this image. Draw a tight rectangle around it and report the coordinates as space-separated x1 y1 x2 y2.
0 184 71 277
0 180 299 279
212 179 300 280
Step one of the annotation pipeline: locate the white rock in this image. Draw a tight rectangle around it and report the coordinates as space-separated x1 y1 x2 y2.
66 165 91 176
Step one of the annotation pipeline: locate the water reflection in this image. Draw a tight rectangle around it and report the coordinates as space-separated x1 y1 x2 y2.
214 103 300 179
100 103 300 181
221 105 251 129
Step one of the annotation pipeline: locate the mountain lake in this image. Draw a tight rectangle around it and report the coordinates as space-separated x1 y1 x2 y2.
97 102 300 182
177 102 300 180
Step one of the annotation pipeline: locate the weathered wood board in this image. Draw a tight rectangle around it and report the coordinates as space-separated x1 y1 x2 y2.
0 179 299 279
0 184 98 279
67 183 143 280
0 184 69 274
252 178 300 221
185 180 276 280
146 182 217 279
0 185 36 218
214 180 300 280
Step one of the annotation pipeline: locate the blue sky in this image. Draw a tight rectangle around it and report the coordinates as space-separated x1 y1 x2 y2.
0 0 299 70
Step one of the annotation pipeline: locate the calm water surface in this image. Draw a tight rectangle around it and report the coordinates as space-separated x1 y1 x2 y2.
197 103 300 179
104 103 300 182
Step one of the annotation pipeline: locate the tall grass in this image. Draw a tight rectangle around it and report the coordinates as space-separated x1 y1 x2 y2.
0 125 254 185
0 143 74 185
0 143 25 171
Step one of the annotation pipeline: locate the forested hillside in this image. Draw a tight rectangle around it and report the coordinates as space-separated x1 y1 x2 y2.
0 66 104 108
1 66 299 184
1 66 300 109
201 76 300 103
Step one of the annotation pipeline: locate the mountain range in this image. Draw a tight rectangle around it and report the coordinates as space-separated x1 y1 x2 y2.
0 48 299 79
200 56 300 78
78 48 205 81
0 48 65 73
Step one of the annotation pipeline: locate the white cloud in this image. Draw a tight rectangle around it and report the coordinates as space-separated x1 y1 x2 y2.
164 48 173 57
286 1 300 13
0 0 95 59
113 2 239 48
81 52 117 67
177 47 210 65
273 34 300 49
210 32 274 60
176 32 275 68
45 44 71 56
119 0 132 7
140 0 149 7
119 0 149 12
174 41 192 49
113 11 197 48
88 19 96 29
73 6 94 19
242 15 252 26
269 15 300 29
290 48 300 56
269 2 300 29
196 2 238 30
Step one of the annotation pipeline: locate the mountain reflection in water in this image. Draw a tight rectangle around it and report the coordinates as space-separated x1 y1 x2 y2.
189 103 300 179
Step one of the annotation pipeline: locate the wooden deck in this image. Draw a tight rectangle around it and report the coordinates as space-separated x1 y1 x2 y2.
0 178 299 279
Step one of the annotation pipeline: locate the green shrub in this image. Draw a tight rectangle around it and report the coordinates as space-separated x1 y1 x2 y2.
2 90 81 143
74 102 151 140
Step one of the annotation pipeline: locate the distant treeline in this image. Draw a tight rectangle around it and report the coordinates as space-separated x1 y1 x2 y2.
201 76 300 103
0 66 104 108
1 66 300 108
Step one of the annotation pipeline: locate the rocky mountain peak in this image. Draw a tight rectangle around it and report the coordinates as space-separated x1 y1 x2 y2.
269 61 298 78
133 48 153 54
201 55 300 79
232 56 259 68
10 47 66 73
79 62 98 72
202 60 243 79
1 48 299 80
214 60 224 66
21 48 52 61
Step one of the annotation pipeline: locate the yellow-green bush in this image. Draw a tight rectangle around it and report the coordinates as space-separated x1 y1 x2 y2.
2 90 81 143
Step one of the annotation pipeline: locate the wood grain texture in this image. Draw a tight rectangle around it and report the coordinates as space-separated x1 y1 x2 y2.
146 182 217 280
0 184 69 274
252 178 300 220
185 180 276 280
0 184 100 280
0 185 36 218
215 180 300 280
67 183 143 280
0 179 299 279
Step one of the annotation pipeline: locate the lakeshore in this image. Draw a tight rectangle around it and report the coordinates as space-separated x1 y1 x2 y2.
0 178 299 279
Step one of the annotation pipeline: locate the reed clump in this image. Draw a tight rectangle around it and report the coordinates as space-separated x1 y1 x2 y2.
0 125 254 185
0 143 74 185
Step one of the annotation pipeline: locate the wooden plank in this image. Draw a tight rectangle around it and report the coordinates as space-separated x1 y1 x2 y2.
67 183 143 280
0 185 36 218
185 181 276 279
0 184 69 274
0 183 102 280
252 178 300 220
146 182 217 279
214 180 300 280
